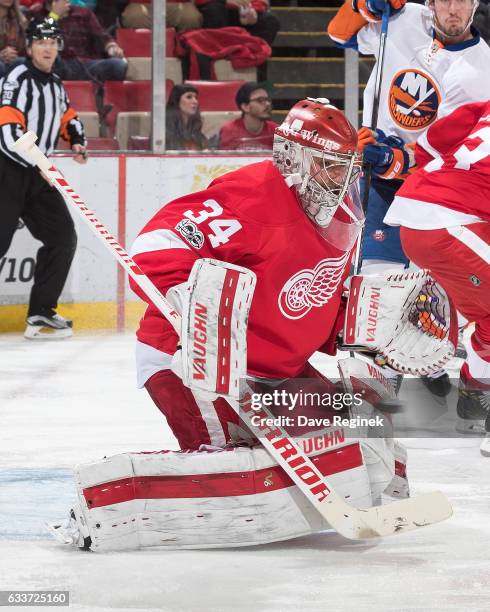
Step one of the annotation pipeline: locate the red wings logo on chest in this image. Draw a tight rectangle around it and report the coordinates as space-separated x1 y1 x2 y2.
278 252 350 320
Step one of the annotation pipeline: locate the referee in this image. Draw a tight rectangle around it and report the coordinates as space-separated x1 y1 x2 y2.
0 17 87 340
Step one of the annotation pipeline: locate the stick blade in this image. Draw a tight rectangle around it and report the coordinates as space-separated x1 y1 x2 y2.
352 491 453 539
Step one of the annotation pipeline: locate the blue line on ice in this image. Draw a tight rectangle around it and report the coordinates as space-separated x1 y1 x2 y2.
0 469 76 540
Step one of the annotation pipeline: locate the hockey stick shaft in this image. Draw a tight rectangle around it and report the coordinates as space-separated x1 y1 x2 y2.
15 132 181 335
353 4 390 275
14 132 452 540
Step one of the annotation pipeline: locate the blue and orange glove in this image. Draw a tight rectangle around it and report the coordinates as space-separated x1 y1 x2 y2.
353 0 407 22
357 127 411 180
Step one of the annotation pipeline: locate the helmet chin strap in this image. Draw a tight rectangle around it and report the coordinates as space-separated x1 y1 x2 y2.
429 1 478 41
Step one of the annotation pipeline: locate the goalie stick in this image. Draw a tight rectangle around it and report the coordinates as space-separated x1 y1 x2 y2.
13 131 453 541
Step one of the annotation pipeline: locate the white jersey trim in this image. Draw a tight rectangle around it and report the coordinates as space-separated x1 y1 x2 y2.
135 340 173 388
446 226 490 265
130 228 191 258
384 196 483 229
466 334 490 383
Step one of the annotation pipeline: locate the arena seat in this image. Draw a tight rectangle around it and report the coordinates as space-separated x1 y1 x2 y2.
126 57 182 82
126 111 242 150
214 60 256 82
63 80 100 137
54 137 120 151
103 80 173 148
116 27 177 57
127 136 150 150
63 81 98 111
184 80 245 112
117 27 181 81
201 111 241 139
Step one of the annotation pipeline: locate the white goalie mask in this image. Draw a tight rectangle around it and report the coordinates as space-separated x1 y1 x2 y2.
273 98 363 237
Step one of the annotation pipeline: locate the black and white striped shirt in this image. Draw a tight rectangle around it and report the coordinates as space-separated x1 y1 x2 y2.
0 60 85 167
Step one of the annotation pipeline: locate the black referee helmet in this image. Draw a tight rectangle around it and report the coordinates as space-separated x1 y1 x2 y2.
26 17 64 50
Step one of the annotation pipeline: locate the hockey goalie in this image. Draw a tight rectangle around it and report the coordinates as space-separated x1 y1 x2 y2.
52 99 456 551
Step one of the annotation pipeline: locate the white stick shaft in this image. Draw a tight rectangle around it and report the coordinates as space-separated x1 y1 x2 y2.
13 132 181 335
14 132 452 540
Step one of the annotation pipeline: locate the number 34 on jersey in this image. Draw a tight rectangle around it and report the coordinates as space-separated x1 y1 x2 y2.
175 199 242 249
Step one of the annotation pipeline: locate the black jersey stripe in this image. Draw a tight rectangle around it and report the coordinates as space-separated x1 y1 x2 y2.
0 64 84 166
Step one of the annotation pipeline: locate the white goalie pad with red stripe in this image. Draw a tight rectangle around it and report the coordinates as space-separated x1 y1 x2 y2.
180 258 256 400
64 434 395 551
342 269 458 375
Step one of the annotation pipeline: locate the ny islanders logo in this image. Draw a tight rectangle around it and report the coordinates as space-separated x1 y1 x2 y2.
389 69 441 131
278 253 349 320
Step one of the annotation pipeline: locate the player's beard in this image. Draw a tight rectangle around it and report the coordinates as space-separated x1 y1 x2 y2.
436 18 467 38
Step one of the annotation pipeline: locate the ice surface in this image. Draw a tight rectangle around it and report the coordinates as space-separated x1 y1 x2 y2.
1 333 489 612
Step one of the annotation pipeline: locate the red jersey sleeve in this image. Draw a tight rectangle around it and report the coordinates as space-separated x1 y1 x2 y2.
416 101 488 165
397 101 490 220
129 178 257 353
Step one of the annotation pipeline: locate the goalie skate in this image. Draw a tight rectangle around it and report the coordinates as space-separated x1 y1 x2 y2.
47 506 91 549
25 313 73 340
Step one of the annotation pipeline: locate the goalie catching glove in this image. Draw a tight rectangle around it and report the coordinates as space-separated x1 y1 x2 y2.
341 269 458 376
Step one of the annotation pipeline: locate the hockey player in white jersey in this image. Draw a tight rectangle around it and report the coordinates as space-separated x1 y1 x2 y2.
328 0 490 396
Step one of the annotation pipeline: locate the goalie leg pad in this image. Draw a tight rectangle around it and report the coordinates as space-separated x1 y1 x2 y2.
58 435 395 551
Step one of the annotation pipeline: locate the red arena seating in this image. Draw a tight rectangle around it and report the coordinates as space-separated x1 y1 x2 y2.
86 138 121 150
103 80 173 133
116 27 177 57
128 136 150 150
63 81 98 111
184 80 246 112
55 137 120 151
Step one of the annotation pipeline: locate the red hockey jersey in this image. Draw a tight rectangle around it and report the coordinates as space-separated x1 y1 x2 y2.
130 161 355 379
387 101 490 226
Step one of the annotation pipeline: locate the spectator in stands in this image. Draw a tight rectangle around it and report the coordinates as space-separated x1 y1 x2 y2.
218 81 275 150
94 0 126 31
166 83 208 150
0 0 26 77
196 1 279 46
21 0 97 7
70 0 95 8
31 0 127 82
121 0 203 32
